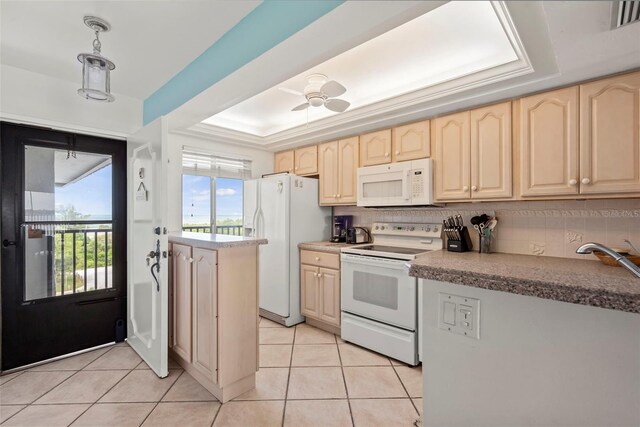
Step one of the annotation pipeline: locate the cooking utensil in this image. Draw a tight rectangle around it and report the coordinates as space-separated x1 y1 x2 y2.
486 219 498 231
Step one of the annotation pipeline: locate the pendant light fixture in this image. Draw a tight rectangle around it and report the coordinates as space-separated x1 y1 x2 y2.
77 16 115 102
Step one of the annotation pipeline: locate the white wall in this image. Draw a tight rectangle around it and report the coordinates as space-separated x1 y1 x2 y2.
420 279 640 427
0 64 141 137
166 132 274 232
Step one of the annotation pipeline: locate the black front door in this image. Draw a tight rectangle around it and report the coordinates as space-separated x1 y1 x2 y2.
1 123 127 371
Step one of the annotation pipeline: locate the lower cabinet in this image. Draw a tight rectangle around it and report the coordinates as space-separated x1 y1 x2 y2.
169 242 259 403
300 250 341 329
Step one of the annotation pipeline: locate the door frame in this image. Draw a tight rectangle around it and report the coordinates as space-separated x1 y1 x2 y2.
0 122 127 371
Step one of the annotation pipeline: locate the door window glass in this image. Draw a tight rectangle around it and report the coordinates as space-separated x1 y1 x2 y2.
24 145 113 300
353 271 399 310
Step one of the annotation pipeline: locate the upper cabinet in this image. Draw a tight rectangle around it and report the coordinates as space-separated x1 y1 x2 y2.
392 120 431 162
579 72 640 195
360 129 392 166
294 146 318 176
470 102 512 199
433 111 471 201
433 102 512 202
274 150 294 174
318 137 359 205
518 86 580 197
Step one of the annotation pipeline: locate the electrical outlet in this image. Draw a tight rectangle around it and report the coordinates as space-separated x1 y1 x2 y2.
438 293 480 339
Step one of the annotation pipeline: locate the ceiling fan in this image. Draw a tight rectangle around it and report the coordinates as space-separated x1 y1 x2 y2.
279 73 351 113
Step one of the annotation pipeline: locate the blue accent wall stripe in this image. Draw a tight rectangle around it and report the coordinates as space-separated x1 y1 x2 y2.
143 0 344 124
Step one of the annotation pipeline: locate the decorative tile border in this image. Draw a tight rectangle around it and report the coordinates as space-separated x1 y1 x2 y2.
497 209 640 218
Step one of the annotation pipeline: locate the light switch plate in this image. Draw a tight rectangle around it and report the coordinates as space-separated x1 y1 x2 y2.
438 293 480 339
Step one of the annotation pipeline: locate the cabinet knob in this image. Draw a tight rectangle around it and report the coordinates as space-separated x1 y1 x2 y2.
319 273 323 278
395 151 400 155
332 194 336 198
336 194 341 198
315 257 320 261
568 179 577 186
471 185 478 192
188 257 194 263
581 178 591 185
463 186 469 192
385 152 389 157
295 167 298 171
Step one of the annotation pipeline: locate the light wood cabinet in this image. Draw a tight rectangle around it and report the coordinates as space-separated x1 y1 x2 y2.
274 150 294 174
169 241 259 403
434 103 512 201
318 268 340 327
392 120 431 162
360 129 392 166
338 137 359 204
470 102 512 199
171 243 192 363
579 72 640 195
318 137 359 205
192 248 217 380
433 111 471 201
300 250 341 330
518 86 580 197
294 146 318 176
318 141 339 204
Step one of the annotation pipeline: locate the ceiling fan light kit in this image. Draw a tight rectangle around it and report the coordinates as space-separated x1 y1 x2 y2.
284 73 351 113
77 16 116 102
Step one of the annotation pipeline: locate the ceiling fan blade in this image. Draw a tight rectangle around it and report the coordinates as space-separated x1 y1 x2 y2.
292 102 310 111
325 98 350 113
279 87 304 96
321 80 346 98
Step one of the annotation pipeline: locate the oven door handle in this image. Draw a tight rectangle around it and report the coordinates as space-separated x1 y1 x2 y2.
341 254 407 270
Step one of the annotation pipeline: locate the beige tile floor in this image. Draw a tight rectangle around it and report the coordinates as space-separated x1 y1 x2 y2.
0 319 422 426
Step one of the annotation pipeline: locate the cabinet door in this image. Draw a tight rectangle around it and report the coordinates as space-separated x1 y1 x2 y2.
300 264 320 319
470 102 513 199
359 129 392 166
274 150 294 174
337 137 359 204
580 72 640 195
392 120 431 162
171 243 192 362
294 145 318 176
433 111 471 201
519 86 579 197
318 141 339 205
318 268 340 327
192 248 218 381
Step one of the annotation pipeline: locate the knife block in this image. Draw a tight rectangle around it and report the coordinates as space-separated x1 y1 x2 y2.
446 226 473 252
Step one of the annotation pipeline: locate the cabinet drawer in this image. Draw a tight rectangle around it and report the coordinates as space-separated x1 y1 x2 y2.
300 250 340 269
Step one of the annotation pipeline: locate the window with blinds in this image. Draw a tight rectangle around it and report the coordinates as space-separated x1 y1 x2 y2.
182 148 252 180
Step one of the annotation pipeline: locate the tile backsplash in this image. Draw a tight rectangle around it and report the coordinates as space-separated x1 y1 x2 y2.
334 199 640 260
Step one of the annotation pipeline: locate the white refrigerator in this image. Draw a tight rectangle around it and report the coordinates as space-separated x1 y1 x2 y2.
244 174 331 326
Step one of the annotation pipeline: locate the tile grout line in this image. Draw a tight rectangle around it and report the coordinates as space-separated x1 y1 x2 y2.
138 369 186 427
280 323 297 427
335 334 356 427
390 363 421 417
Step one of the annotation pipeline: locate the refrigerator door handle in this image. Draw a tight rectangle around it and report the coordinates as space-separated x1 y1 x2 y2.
251 208 260 238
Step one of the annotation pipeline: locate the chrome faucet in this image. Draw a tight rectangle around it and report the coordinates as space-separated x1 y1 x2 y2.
576 242 640 279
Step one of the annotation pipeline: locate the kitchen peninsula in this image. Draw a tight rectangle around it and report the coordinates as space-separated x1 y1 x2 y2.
409 252 640 426
168 232 267 403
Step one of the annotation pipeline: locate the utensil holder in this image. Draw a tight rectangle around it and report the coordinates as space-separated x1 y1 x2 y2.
446 226 473 252
479 232 492 254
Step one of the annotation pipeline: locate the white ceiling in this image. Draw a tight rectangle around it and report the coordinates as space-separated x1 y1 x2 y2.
0 0 259 100
202 1 520 137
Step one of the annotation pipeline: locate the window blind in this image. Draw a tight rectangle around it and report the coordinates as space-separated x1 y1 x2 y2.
182 148 252 180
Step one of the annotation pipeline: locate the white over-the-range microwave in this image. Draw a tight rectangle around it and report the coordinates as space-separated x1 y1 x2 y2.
356 158 434 207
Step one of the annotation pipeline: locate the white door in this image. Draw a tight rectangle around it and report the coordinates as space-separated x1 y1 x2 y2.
257 175 290 317
127 118 169 378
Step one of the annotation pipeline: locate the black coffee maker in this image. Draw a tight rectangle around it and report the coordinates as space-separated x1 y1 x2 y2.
331 215 353 242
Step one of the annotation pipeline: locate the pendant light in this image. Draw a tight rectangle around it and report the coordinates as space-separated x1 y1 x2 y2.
77 16 115 102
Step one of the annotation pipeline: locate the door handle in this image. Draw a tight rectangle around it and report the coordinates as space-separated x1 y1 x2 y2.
2 239 16 247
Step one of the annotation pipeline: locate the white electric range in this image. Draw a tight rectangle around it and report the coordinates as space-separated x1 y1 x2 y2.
340 222 443 365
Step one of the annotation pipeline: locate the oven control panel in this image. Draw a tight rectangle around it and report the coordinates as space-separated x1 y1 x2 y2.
371 222 442 238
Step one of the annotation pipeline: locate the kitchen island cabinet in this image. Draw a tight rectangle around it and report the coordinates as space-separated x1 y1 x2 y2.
168 232 267 403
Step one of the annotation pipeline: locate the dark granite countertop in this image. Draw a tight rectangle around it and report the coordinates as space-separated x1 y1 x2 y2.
169 232 267 250
409 251 640 314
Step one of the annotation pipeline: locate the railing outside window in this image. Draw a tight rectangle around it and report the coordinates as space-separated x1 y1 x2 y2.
182 225 243 235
